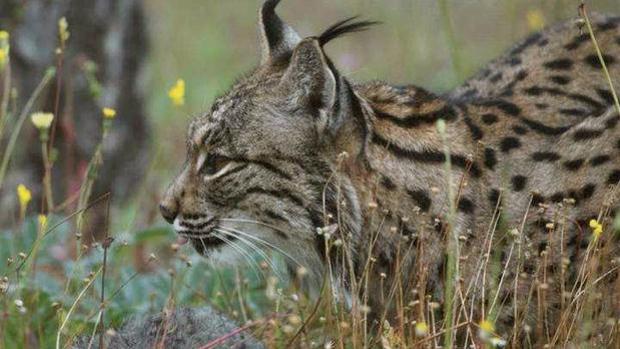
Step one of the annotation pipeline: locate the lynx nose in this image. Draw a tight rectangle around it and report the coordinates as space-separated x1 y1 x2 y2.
159 203 178 224
160 185 179 224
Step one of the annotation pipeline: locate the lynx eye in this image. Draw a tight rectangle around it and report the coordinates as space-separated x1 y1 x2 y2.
198 153 232 176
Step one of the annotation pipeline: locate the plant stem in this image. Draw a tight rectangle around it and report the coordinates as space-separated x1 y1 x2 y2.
579 3 620 117
0 68 55 191
41 140 54 212
0 62 12 140
437 119 457 349
55 266 102 349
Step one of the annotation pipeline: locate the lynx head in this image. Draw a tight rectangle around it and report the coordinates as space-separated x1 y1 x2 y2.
160 0 375 282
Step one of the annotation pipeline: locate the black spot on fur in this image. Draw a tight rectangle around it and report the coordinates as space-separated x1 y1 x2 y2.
500 137 521 153
407 189 432 212
373 106 458 128
511 175 528 192
484 147 497 170
475 100 521 116
488 189 501 206
563 159 584 171
482 113 498 124
512 125 528 135
531 152 561 162
515 70 528 81
559 108 589 117
590 155 611 167
535 103 549 110
606 116 620 129
550 192 564 202
544 58 573 70
511 32 542 55
607 170 620 184
584 54 616 69
499 89 514 98
521 118 570 135
573 129 604 141
567 189 580 202
457 197 475 214
381 176 396 190
371 132 482 177
580 183 596 200
509 57 522 66
490 72 503 83
524 86 543 96
564 33 589 51
598 20 619 31
596 89 615 105
549 75 571 85
531 193 544 206
464 116 484 140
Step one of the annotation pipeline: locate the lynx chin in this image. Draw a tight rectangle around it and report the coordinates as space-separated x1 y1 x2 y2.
161 0 620 344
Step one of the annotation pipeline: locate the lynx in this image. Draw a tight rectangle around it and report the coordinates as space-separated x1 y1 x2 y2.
160 0 619 344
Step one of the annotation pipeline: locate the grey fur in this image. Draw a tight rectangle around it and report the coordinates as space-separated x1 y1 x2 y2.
73 307 264 349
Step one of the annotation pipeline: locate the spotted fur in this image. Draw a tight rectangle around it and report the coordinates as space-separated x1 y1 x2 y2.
161 1 620 343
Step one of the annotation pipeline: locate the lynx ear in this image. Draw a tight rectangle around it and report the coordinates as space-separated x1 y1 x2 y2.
259 0 301 64
280 39 337 116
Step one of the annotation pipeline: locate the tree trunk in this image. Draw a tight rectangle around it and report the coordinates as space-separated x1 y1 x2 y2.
0 0 150 233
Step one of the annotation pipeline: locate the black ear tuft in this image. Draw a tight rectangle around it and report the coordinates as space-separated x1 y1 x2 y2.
259 0 301 64
318 17 380 47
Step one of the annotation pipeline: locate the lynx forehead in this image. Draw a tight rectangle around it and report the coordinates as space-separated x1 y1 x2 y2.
161 0 619 342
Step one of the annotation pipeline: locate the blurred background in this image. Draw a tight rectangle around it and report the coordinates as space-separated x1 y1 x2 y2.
0 0 618 346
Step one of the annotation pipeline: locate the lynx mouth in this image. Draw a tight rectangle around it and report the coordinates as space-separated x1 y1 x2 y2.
188 235 226 255
173 217 229 255
176 233 229 255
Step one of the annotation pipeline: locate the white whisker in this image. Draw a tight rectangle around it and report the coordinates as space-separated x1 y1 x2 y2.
215 230 264 280
218 229 284 280
219 226 303 268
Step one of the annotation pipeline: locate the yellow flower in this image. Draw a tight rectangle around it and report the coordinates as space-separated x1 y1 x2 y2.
38 214 48 231
0 31 8 40
414 321 429 337
479 320 495 333
168 79 185 106
102 107 117 119
478 319 495 340
589 219 603 239
17 184 32 213
526 9 545 31
30 112 54 130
